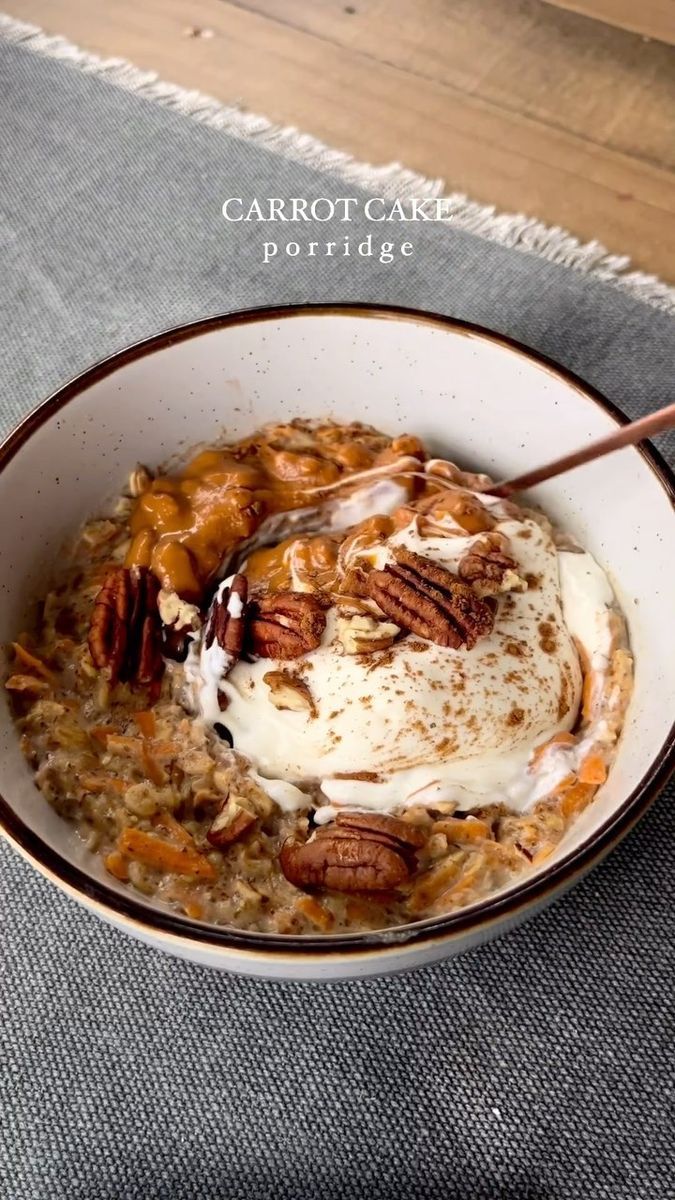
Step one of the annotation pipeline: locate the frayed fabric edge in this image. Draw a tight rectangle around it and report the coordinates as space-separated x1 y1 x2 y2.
1 11 673 314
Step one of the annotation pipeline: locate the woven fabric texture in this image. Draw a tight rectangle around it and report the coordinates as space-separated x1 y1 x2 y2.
1 34 674 1200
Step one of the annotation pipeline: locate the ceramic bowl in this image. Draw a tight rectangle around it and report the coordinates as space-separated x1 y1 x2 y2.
1 304 673 981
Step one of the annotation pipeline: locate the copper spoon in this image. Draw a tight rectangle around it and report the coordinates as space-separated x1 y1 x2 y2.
484 402 675 499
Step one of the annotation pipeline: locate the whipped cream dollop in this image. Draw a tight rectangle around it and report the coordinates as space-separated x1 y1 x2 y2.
191 479 618 816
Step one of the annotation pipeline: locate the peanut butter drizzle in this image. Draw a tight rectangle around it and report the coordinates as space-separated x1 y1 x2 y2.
126 422 424 600
247 514 404 595
245 534 342 594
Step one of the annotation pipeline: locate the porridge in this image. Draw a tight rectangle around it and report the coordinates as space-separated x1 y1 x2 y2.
6 420 633 934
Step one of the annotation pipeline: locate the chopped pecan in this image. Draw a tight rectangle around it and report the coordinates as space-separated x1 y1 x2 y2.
458 536 527 598
88 566 163 686
158 589 200 632
206 795 257 849
263 670 317 716
249 591 326 660
158 589 201 662
279 834 409 892
4 675 50 694
204 575 248 670
367 547 494 649
336 564 372 599
335 810 426 850
336 613 400 655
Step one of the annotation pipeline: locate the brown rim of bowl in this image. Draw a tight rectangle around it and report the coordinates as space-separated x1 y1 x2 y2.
1 302 673 960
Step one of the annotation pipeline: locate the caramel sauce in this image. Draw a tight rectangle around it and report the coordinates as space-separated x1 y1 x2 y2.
126 422 423 600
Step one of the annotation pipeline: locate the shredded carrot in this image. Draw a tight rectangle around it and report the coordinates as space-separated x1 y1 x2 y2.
345 897 379 923
532 843 556 867
133 710 157 739
432 860 483 912
552 772 577 797
153 811 195 847
578 753 608 786
433 816 491 843
104 850 129 881
560 781 596 819
408 856 463 913
182 901 205 921
4 674 50 694
295 895 334 931
90 726 115 746
481 840 523 869
142 744 168 787
582 670 599 723
148 740 179 759
11 642 56 684
530 731 576 766
106 734 143 757
81 774 128 796
117 827 216 879
104 733 176 786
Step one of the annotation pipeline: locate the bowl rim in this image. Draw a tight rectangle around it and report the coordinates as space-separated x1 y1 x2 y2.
1 300 674 960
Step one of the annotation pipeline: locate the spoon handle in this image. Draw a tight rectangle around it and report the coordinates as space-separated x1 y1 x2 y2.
485 402 675 498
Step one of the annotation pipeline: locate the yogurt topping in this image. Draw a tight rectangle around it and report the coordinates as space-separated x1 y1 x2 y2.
192 477 619 817
557 548 615 670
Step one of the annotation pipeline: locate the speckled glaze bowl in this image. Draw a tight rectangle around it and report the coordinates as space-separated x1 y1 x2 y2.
1 304 674 981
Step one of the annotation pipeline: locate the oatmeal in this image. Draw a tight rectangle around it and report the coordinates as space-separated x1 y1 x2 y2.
6 420 633 934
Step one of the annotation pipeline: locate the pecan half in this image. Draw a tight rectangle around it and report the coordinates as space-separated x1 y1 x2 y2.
204 575 248 669
335 810 426 851
88 566 163 686
249 591 327 660
458 536 527 598
311 824 415 859
367 547 494 649
279 834 409 893
279 809 427 893
207 795 257 849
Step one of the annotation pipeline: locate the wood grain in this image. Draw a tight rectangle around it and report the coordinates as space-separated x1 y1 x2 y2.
9 0 675 281
543 0 675 46
240 0 675 169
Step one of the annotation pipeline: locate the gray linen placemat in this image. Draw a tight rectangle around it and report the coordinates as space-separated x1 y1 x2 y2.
1 30 675 1200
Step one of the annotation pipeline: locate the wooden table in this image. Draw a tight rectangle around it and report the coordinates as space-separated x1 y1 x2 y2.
11 0 675 281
